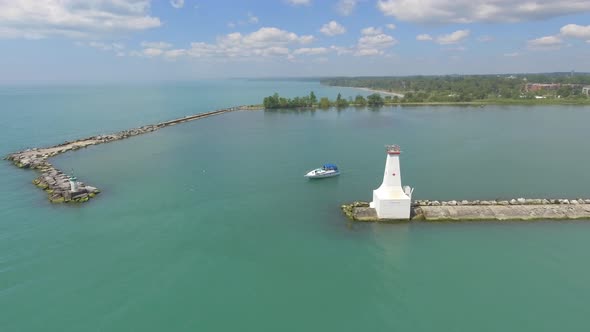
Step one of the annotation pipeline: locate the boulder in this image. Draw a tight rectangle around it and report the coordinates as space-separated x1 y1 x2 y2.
510 199 518 205
432 201 441 206
498 200 509 205
49 196 65 203
448 200 457 206
72 193 89 200
86 186 99 194
461 200 469 206
517 197 526 204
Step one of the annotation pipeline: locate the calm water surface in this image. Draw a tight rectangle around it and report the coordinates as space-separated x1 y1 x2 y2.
1 80 590 331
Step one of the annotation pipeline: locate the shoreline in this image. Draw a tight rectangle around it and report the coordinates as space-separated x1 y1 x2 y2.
321 84 590 106
349 87 405 98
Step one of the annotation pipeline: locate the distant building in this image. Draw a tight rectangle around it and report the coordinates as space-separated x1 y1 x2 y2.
525 83 585 92
525 83 560 92
583 86 590 96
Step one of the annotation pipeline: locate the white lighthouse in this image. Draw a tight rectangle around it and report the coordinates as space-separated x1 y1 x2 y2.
370 145 414 220
69 174 79 192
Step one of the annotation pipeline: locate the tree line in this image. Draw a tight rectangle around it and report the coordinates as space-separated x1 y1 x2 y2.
263 92 386 109
321 73 590 102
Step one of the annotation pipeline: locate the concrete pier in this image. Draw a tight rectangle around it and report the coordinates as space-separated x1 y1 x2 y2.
5 106 257 204
342 198 590 222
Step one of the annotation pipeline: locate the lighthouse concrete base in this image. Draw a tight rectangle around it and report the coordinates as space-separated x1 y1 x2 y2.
370 188 412 220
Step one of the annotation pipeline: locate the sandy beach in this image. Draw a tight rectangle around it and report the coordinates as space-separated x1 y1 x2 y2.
351 87 405 98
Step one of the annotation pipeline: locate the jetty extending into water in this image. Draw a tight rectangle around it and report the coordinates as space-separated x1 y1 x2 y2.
343 144 590 222
342 199 590 222
5 105 258 204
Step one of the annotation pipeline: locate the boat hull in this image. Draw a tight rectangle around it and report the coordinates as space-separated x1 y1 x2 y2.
304 171 340 179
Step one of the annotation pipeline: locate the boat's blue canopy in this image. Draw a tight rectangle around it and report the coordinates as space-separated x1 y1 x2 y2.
323 163 338 170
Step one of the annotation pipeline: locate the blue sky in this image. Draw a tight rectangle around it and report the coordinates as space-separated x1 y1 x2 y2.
1 0 589 82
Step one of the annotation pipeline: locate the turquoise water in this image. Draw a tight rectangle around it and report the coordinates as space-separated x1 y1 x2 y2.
2 81 590 331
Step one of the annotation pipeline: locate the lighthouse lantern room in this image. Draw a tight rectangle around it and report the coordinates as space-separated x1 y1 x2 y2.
370 145 414 220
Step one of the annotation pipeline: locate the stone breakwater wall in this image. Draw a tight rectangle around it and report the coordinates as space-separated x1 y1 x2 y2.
5 106 247 204
412 198 590 206
342 199 590 222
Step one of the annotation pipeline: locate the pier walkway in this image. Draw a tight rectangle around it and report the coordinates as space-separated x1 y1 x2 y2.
343 199 590 222
5 105 259 203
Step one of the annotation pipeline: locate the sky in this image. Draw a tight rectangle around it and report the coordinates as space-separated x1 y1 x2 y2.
1 0 589 83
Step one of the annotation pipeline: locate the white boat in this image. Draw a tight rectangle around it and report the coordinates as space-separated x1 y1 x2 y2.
304 164 340 179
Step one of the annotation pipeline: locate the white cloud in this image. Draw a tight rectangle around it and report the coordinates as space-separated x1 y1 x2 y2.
358 33 397 48
386 24 396 30
164 49 187 59
336 0 357 16
436 29 470 44
143 48 164 57
560 24 590 39
444 46 466 52
355 32 397 56
141 41 172 49
80 41 126 56
477 35 494 42
228 12 259 28
287 0 311 6
504 52 520 57
361 27 383 35
88 41 125 51
330 45 353 55
527 35 563 49
320 21 346 36
416 34 433 41
136 27 314 60
376 0 590 24
416 30 469 44
247 12 259 24
355 48 382 56
170 0 184 9
293 47 329 55
0 0 161 39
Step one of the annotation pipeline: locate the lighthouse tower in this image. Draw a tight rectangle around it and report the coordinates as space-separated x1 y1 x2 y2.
69 174 79 192
370 145 413 219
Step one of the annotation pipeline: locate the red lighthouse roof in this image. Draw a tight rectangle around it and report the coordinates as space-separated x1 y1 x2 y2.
386 145 401 155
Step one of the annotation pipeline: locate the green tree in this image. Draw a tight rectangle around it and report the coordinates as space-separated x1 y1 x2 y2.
556 86 572 98
263 93 280 109
335 93 349 107
309 91 317 105
354 95 367 106
319 97 331 108
367 93 384 106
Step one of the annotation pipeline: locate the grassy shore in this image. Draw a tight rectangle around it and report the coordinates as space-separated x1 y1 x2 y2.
260 98 590 110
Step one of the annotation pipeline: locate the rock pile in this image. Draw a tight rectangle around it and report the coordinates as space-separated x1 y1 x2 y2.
412 198 590 207
5 107 244 204
5 153 101 203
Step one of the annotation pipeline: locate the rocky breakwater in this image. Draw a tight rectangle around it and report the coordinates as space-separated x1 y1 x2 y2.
5 151 101 203
342 198 590 222
5 107 242 204
413 198 590 221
